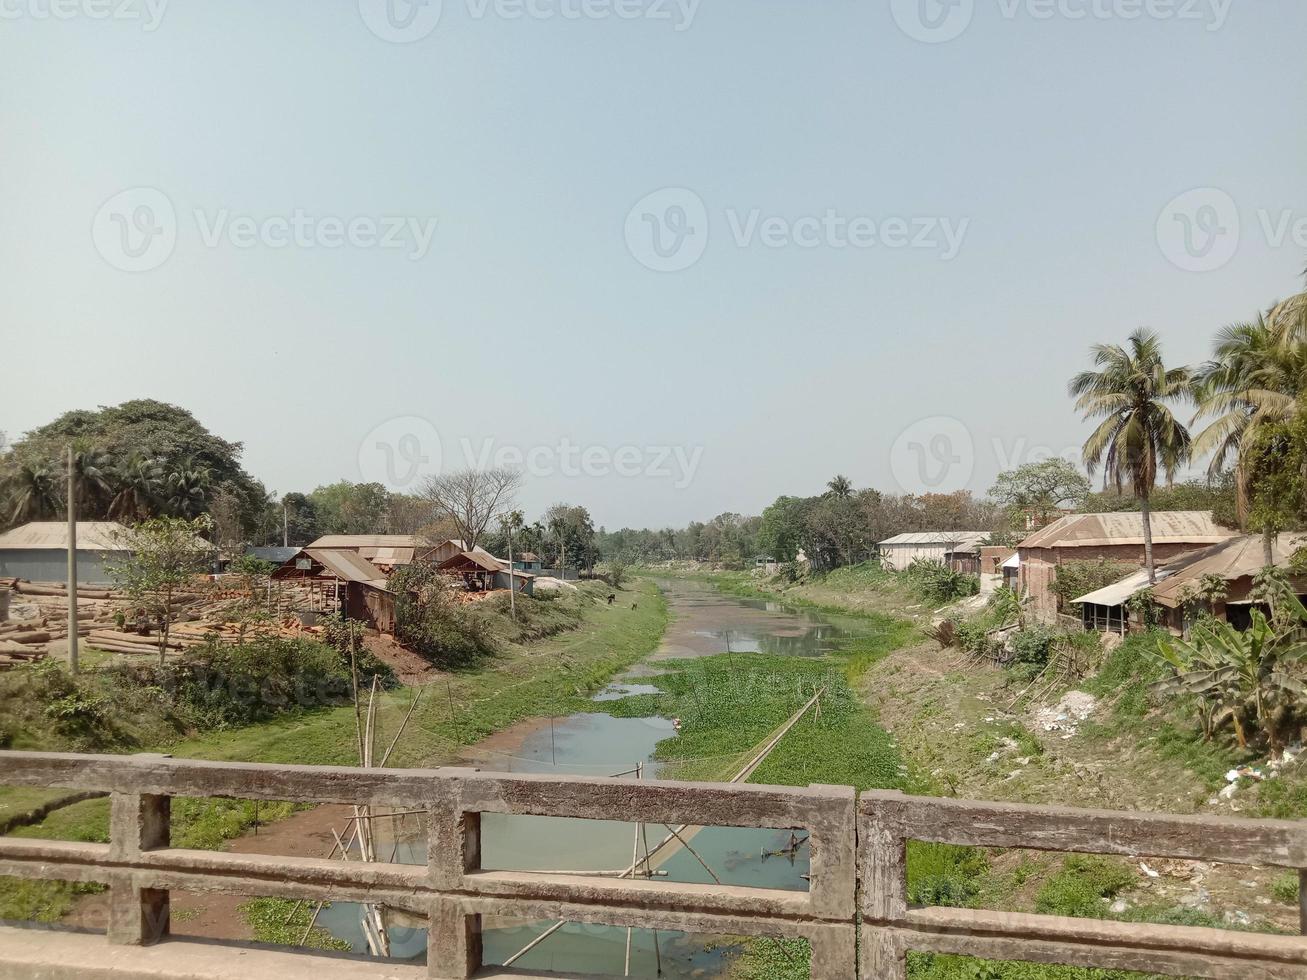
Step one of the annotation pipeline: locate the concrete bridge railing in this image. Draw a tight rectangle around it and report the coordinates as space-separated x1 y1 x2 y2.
0 750 1306 979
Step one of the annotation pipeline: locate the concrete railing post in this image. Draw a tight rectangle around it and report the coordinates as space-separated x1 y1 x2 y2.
427 777 482 979
107 790 170 945
859 793 908 980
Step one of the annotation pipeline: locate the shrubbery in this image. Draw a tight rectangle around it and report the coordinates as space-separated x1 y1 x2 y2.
391 563 498 669
0 635 393 752
904 560 980 605
1048 559 1134 613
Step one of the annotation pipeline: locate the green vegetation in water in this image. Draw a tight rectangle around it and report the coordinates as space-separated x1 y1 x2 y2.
606 644 992 979
240 897 352 951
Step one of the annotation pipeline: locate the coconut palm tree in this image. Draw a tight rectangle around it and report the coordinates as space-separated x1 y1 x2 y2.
163 459 212 518
826 474 854 499
67 448 113 518
108 453 164 522
4 459 61 524
1191 313 1307 526
1069 328 1193 583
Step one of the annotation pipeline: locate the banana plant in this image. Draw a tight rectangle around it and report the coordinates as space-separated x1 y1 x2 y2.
1153 609 1307 752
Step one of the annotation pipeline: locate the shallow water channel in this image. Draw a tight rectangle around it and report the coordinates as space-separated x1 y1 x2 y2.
319 578 877 976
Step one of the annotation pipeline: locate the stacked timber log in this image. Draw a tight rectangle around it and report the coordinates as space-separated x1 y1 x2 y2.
0 576 334 671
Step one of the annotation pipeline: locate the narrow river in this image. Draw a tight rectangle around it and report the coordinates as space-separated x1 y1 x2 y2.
320 577 879 976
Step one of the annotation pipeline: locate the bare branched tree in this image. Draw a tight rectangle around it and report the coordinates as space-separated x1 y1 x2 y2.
420 467 522 554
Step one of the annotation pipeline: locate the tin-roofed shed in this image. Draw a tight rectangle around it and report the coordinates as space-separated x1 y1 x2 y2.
878 531 989 573
0 521 132 585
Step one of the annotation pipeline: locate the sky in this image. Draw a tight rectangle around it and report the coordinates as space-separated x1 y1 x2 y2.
2 0 1306 529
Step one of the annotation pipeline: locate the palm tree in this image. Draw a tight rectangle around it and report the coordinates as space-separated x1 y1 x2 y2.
67 448 113 518
164 459 211 518
826 474 854 499
108 454 164 522
4 459 61 524
1069 328 1193 583
1191 313 1306 528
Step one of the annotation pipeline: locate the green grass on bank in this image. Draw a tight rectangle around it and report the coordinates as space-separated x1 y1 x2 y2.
642 562 931 620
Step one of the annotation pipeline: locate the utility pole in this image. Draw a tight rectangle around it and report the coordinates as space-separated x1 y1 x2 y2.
506 520 516 622
283 498 289 548
66 446 79 675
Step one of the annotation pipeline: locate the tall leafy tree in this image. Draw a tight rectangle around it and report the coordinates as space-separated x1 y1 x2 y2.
1069 328 1193 583
989 459 1090 529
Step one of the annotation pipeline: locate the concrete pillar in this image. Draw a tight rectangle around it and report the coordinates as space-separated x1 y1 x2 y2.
808 924 857 979
860 926 907 980
107 791 170 945
427 898 481 980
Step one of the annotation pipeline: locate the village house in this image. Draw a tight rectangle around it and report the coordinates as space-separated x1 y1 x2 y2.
512 551 543 572
270 547 398 633
1075 533 1307 635
305 534 431 572
437 550 535 595
1017 510 1238 623
878 531 989 573
0 521 134 585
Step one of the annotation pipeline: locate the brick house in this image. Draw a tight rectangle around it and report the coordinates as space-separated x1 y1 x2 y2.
1017 511 1238 623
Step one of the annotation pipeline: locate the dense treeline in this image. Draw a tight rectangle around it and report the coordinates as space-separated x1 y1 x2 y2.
0 401 601 563
595 479 1008 572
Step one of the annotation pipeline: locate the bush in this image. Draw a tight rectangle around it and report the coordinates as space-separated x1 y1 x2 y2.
1049 559 1134 613
391 563 498 669
1008 626 1055 667
105 636 392 730
904 560 981 605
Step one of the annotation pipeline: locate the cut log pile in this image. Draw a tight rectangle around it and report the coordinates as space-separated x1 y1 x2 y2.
0 577 333 670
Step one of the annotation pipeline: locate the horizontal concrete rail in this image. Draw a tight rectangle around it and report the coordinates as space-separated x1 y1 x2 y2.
859 789 1307 980
5 752 1307 979
0 751 856 979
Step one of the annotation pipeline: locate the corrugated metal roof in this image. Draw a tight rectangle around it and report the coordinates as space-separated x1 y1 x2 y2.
304 548 389 587
308 535 420 550
438 550 503 573
879 531 989 550
1073 568 1169 607
1149 533 1307 608
361 547 415 565
1018 511 1237 550
0 522 132 552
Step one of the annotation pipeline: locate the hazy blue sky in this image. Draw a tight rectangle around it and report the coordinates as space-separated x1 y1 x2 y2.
3 0 1305 528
